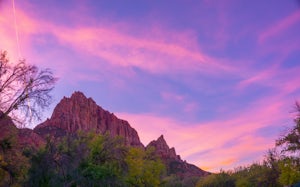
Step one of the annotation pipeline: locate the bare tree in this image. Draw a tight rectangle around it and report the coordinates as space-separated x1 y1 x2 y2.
0 51 57 125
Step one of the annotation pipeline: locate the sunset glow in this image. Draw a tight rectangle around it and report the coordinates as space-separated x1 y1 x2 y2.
1 0 300 172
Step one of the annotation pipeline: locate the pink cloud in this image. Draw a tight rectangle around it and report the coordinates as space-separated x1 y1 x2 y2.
117 95 290 172
51 26 219 75
161 92 185 103
1 5 240 79
0 6 20 61
236 57 300 97
259 10 300 44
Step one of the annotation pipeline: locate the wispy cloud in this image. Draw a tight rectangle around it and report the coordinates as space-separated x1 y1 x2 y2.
2 5 240 77
259 10 300 44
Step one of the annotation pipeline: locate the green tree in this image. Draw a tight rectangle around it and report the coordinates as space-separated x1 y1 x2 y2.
196 171 234 187
276 102 300 186
233 162 280 187
79 133 127 186
0 129 30 186
27 137 63 187
276 102 300 155
28 132 127 186
278 157 300 186
125 146 165 187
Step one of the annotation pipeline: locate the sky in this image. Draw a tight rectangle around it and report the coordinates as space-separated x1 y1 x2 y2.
1 0 300 172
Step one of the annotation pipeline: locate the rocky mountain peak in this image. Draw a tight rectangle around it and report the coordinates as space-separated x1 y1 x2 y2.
71 91 87 98
147 135 209 177
34 91 143 147
69 91 93 103
147 135 180 160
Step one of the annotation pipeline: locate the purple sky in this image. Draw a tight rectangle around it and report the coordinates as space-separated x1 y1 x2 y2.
1 0 300 171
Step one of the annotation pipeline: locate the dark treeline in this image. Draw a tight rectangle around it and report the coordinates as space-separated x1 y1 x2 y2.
0 129 202 187
0 131 168 186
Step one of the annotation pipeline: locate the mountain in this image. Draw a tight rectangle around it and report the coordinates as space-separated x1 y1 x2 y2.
33 91 209 177
1 91 209 183
34 91 143 147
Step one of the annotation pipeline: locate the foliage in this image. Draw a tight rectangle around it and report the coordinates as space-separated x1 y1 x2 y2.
162 174 200 187
278 157 300 186
79 133 127 186
196 162 282 187
26 132 166 187
276 102 300 155
233 162 280 187
125 146 165 187
0 131 30 186
27 132 122 186
275 102 300 186
0 51 57 124
196 171 234 187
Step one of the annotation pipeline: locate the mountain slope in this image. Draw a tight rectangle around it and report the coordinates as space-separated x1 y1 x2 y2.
34 91 143 147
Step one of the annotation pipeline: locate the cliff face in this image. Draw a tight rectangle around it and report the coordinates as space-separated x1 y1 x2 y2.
34 91 143 147
147 135 209 178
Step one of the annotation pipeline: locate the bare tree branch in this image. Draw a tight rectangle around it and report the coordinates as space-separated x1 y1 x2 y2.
0 51 58 126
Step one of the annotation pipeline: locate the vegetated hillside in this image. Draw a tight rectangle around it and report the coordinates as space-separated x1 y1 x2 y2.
0 91 209 186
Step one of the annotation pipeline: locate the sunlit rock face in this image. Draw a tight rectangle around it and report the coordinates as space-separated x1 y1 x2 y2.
34 91 143 147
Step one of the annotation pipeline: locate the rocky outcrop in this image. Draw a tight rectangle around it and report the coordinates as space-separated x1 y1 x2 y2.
34 91 143 147
0 112 44 150
147 135 209 178
147 135 181 160
0 112 18 145
18 128 45 149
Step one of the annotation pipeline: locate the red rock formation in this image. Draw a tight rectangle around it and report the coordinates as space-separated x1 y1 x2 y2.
18 128 45 149
0 112 18 144
0 112 44 150
147 135 180 160
34 91 143 147
147 135 209 178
